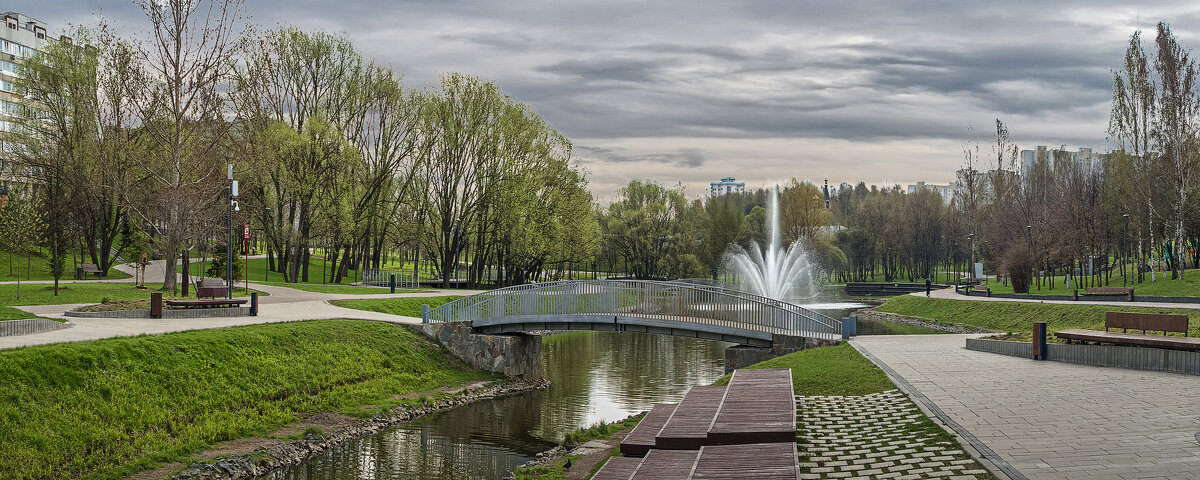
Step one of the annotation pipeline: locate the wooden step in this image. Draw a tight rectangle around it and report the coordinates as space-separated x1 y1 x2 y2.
629 449 700 480
655 385 726 449
620 403 677 457
592 456 643 480
690 442 801 479
708 368 796 444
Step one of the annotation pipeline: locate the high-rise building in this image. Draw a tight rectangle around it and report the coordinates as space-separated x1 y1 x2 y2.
0 12 50 195
709 177 745 197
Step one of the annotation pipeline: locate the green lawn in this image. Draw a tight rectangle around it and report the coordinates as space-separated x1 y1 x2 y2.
0 306 38 321
878 295 1200 336
330 296 465 318
713 342 894 396
986 271 1200 297
0 320 498 480
265 283 423 295
0 282 266 307
0 248 131 282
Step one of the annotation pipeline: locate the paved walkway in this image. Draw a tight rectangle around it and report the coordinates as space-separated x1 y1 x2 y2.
853 334 1200 480
924 287 1200 310
1 265 487 350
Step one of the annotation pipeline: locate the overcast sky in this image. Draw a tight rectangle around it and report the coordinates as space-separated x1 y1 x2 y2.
14 1 1200 200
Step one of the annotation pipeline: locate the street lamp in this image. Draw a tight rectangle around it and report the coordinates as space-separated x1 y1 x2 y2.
966 233 975 283
264 207 271 282
227 164 239 299
1122 214 1129 286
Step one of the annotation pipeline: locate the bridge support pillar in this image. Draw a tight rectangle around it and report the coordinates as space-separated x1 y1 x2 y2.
724 334 837 374
419 322 543 381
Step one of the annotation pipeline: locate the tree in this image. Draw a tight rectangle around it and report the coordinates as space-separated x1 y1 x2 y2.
124 0 249 292
0 191 45 300
1152 22 1199 280
601 180 689 279
779 178 830 244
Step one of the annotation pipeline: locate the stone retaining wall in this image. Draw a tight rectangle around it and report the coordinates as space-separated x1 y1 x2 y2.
966 338 1200 375
0 318 71 337
724 334 835 373
64 307 251 319
169 381 548 480
419 322 543 381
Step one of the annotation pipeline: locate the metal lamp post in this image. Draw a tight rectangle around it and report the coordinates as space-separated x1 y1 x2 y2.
264 207 271 282
967 234 975 283
1122 213 1129 286
226 164 238 299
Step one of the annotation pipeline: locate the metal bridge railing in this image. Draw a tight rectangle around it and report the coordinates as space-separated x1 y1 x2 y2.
423 280 842 341
362 269 421 289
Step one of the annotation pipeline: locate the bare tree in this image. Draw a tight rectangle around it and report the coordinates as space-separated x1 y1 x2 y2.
1152 22 1199 280
124 0 250 291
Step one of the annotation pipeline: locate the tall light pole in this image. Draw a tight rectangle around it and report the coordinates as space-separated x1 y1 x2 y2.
227 164 239 299
264 207 271 282
967 233 975 283
1122 213 1129 287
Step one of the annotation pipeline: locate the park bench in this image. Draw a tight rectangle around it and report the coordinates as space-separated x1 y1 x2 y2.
1055 312 1200 351
1083 287 1135 301
165 298 247 309
78 263 102 279
194 277 227 299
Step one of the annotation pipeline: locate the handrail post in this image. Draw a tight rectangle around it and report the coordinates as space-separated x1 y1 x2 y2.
422 304 430 323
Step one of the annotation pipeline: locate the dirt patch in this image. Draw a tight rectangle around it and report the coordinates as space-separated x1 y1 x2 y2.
73 299 152 312
565 426 634 480
438 380 493 395
125 462 185 480
271 412 357 438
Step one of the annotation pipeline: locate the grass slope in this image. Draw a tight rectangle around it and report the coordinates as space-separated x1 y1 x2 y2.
0 282 266 307
0 320 496 480
0 248 131 282
0 306 38 321
878 295 1200 336
331 296 465 318
986 272 1200 297
713 342 894 396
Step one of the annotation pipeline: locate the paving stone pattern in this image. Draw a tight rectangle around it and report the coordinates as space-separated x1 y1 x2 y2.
796 390 992 480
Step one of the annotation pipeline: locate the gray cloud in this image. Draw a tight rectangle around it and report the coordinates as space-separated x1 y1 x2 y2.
9 0 1197 198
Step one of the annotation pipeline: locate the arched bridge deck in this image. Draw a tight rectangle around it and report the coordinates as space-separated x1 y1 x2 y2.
422 280 841 347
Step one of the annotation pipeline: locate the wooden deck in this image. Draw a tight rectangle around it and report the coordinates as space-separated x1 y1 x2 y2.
691 442 801 479
629 449 700 480
708 368 796 444
656 386 726 449
620 403 677 457
591 456 642 480
1056 329 1200 351
594 442 801 480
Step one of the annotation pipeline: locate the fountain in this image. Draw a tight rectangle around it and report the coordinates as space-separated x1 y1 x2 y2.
724 185 817 300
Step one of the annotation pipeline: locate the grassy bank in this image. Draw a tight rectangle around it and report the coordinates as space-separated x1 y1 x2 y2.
331 295 465 318
714 342 894 396
878 295 1200 336
0 282 266 307
0 320 497 480
1 248 132 282
982 272 1200 297
0 305 39 321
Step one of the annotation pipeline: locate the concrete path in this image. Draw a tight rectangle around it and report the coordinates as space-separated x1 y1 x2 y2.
853 334 1200 480
922 287 1200 310
2 275 487 349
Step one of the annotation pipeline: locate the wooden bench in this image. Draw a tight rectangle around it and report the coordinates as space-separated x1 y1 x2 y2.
79 263 102 279
165 299 247 309
194 278 227 299
1055 312 1200 351
1083 287 1134 301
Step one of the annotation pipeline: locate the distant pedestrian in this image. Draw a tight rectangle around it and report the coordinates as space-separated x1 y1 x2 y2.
925 279 931 297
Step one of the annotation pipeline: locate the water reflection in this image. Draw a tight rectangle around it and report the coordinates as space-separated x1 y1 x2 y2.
262 331 730 480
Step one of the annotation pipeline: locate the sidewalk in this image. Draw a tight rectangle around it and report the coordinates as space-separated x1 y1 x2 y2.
853 334 1200 479
924 287 1200 310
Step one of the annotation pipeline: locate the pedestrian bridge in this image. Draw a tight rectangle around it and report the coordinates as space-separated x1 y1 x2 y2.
421 280 842 347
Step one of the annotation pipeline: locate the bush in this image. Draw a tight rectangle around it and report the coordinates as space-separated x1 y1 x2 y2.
1002 244 1033 294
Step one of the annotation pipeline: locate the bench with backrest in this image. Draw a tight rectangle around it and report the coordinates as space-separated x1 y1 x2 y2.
1055 312 1200 351
1083 287 1134 301
165 298 247 309
80 263 102 279
194 277 227 299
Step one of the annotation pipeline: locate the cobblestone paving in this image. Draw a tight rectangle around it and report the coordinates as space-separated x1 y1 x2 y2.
797 390 994 480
